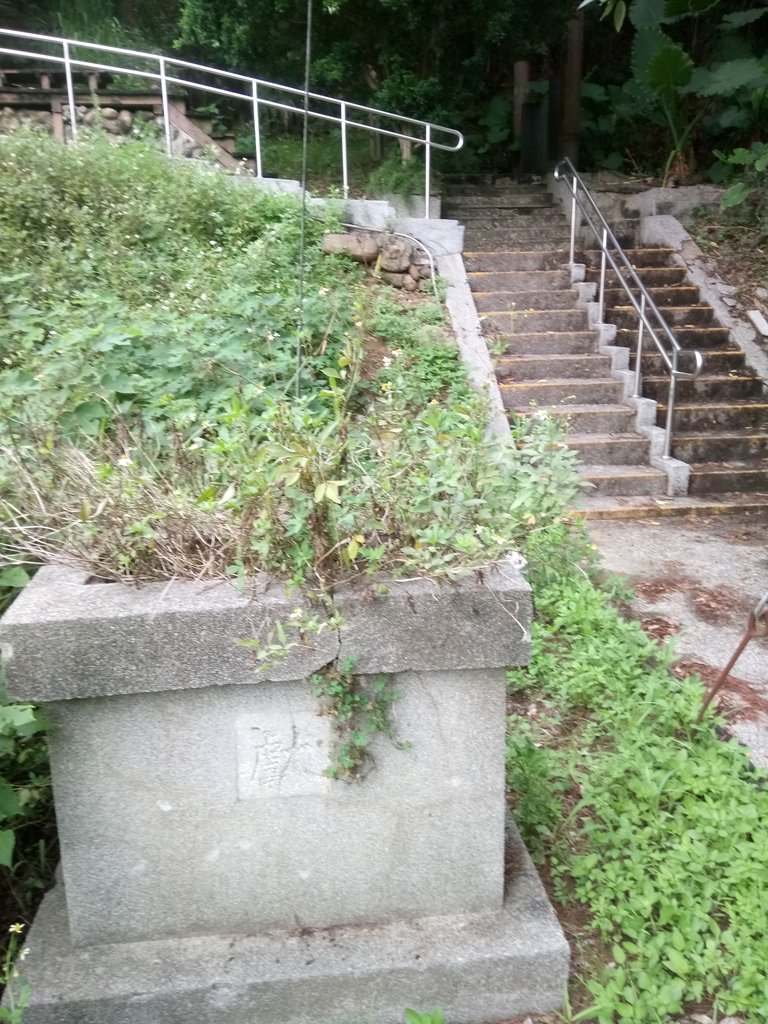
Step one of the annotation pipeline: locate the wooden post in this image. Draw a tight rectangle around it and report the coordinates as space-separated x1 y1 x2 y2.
560 10 584 164
513 60 529 143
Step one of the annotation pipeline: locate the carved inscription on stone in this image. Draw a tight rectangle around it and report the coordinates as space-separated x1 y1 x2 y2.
236 712 330 798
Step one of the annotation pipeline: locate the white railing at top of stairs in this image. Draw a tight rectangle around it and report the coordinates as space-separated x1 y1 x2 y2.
0 27 464 217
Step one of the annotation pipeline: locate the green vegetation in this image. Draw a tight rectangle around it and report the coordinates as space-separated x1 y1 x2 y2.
507 542 768 1023
0 132 578 586
310 658 406 780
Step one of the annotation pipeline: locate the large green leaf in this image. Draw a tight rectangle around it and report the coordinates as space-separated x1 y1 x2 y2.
0 829 14 868
630 0 667 31
631 27 673 86
688 58 768 97
0 781 20 821
664 0 718 15
0 566 30 590
722 8 768 29
648 44 694 94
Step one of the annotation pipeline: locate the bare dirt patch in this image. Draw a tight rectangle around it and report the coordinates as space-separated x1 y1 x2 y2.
633 575 749 626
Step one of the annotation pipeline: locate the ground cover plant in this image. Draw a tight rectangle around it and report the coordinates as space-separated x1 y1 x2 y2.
507 537 768 1024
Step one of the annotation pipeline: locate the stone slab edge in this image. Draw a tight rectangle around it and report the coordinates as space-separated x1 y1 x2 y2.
0 556 531 702
10 823 569 1024
641 214 768 382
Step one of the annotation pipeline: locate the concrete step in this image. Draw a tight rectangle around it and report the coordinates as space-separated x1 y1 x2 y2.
473 288 579 312
616 326 731 349
609 304 716 329
500 377 625 407
495 331 598 355
688 462 768 495
643 374 765 403
568 433 652 465
444 207 563 224
468 269 573 293
573 491 768 520
464 229 570 250
481 309 588 333
443 185 552 205
630 348 745 375
579 463 667 497
603 285 700 308
495 354 610 381
514 403 636 433
580 247 677 269
594 266 688 289
465 251 569 272
672 430 768 463
659 401 768 431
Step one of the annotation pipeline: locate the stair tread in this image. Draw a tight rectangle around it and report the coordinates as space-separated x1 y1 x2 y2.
674 428 768 439
688 460 768 471
465 249 568 256
496 354 605 364
499 376 619 386
567 432 650 442
578 464 666 477
659 398 768 408
573 492 768 518
530 403 633 413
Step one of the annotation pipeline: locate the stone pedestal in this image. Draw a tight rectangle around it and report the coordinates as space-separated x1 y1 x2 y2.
0 556 569 1023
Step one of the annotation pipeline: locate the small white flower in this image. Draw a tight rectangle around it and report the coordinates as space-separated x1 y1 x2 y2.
117 454 133 468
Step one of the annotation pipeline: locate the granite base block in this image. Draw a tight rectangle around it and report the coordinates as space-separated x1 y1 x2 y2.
15 826 569 1024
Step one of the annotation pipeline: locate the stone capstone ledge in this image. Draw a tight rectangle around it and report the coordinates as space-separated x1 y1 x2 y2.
0 555 531 702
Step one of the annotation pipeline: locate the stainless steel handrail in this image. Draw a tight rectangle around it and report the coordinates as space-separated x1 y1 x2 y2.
554 157 704 459
0 27 464 216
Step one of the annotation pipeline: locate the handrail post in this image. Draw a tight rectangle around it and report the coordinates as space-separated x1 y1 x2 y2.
425 123 432 219
664 362 678 459
569 174 577 266
62 40 78 141
340 101 349 198
597 227 608 323
159 55 172 157
634 294 646 398
251 81 263 178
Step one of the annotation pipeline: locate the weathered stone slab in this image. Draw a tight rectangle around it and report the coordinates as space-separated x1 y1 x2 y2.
46 667 506 945
0 555 530 701
0 566 339 701
15 824 569 1024
335 554 531 674
322 231 380 262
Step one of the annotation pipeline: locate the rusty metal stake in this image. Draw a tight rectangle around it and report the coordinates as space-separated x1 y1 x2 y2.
696 591 768 724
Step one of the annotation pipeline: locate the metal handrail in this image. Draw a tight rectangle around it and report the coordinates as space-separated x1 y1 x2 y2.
0 27 464 216
554 157 704 459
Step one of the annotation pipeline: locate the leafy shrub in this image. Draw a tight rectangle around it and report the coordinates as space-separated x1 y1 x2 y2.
507 549 768 1023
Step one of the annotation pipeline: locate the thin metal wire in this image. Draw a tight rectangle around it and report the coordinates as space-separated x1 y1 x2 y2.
296 0 314 399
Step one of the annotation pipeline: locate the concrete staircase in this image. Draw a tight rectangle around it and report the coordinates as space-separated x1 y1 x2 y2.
444 179 668 501
582 246 768 499
445 177 768 517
